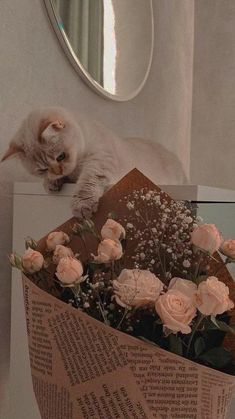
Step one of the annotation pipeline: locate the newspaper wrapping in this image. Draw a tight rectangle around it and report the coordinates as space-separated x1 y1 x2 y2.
22 275 235 419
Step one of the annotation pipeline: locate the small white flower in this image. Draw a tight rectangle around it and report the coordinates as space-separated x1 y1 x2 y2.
127 202 134 210
126 223 134 229
185 216 193 224
183 259 191 268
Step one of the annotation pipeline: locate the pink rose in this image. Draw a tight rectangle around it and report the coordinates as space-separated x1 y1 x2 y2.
101 219 126 241
46 231 70 251
56 256 83 285
22 248 44 273
155 290 197 334
168 277 197 303
93 239 123 263
191 224 222 254
220 240 235 260
195 276 234 316
52 245 74 264
113 269 164 308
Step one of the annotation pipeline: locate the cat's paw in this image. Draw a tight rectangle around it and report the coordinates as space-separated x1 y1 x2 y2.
43 178 64 193
71 196 98 219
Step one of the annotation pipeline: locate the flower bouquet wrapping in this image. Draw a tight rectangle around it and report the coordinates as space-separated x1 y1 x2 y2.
10 170 235 419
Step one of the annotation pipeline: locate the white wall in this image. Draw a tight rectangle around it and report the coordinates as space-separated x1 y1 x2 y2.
191 0 235 190
0 0 194 414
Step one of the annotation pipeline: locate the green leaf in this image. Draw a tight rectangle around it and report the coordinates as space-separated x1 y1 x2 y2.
168 334 183 356
195 275 207 286
210 316 235 335
107 212 118 220
194 337 206 357
199 347 233 368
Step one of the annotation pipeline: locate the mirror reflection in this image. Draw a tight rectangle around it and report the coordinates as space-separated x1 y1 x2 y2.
47 0 154 100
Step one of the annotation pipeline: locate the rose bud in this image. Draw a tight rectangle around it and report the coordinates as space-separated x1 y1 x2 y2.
220 240 235 260
8 253 22 269
93 239 123 263
56 256 83 286
113 269 164 308
25 237 38 250
46 231 70 251
195 276 234 316
191 223 222 254
155 290 197 334
52 245 74 265
22 248 44 274
101 219 125 241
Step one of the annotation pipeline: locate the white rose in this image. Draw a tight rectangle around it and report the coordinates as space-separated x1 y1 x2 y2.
191 224 222 254
168 277 197 303
195 276 234 316
220 240 235 260
101 219 126 241
155 290 197 334
56 256 83 286
52 245 74 264
22 248 44 273
46 231 70 251
113 269 164 308
93 239 123 263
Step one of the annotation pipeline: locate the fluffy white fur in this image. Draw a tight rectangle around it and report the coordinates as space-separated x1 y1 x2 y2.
1 107 187 218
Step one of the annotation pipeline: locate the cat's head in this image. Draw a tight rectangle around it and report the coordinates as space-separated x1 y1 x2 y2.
1 107 84 181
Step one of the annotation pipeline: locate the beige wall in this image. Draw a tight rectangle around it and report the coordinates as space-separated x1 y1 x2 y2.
191 0 235 189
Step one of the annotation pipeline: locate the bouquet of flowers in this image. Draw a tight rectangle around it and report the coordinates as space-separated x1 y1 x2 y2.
10 170 235 419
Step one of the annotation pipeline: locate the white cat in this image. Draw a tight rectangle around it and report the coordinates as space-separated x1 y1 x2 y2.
1 107 187 218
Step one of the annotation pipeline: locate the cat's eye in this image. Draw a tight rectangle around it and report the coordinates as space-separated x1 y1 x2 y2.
56 152 66 162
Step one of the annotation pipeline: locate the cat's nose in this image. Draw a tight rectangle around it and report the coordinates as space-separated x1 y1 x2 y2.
50 163 63 175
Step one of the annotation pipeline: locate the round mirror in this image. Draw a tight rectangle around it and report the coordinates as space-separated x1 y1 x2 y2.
43 0 154 101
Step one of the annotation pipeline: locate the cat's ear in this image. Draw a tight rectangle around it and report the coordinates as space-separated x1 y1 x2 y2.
39 119 65 143
1 144 24 162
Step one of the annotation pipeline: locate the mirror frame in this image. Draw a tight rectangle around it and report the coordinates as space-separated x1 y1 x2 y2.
43 0 154 102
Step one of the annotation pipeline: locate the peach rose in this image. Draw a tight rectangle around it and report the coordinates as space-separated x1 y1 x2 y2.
113 269 164 308
56 256 83 285
195 276 234 316
22 248 44 273
52 245 74 264
101 219 126 241
93 239 123 263
46 231 70 251
191 224 222 254
168 277 197 303
155 290 197 334
220 240 235 260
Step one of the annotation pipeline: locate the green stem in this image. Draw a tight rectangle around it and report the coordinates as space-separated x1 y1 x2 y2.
194 252 204 280
116 307 130 330
95 290 109 325
186 313 205 357
111 261 115 281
